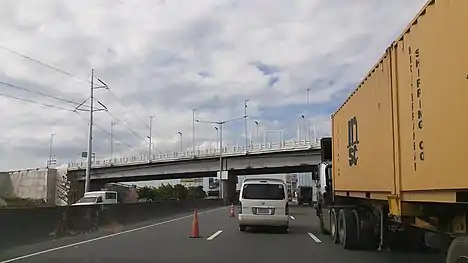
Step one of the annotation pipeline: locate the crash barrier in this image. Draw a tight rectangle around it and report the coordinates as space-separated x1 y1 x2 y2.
0 198 223 251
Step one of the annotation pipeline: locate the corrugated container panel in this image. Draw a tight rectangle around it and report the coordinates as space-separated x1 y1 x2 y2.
332 51 395 195
393 0 468 193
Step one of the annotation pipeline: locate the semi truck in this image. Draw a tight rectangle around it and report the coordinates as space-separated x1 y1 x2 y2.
313 0 468 261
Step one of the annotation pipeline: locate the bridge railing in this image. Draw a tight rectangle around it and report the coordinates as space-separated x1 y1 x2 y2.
67 139 321 170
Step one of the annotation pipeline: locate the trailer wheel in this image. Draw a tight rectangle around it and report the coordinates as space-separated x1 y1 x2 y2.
351 209 362 249
446 236 468 263
330 208 339 243
338 209 359 249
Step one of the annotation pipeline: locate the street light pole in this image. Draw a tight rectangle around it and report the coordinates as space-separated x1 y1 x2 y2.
148 116 154 159
47 133 55 169
196 116 245 201
254 120 259 143
214 126 219 150
192 108 197 154
306 88 311 143
178 132 183 152
301 114 306 143
244 99 249 150
110 121 115 160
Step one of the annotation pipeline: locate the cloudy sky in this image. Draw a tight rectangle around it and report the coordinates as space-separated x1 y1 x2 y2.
0 0 427 172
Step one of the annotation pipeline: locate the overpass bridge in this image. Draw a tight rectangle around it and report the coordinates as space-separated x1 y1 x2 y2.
67 140 323 203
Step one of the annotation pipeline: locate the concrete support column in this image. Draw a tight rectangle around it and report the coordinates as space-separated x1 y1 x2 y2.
221 180 229 205
220 171 238 205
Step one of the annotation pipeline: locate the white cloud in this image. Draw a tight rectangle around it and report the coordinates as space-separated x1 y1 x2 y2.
0 0 427 173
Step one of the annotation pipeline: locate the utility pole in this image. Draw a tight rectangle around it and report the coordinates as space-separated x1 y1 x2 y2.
110 121 115 160
192 108 197 155
75 69 108 193
148 116 154 159
244 99 249 151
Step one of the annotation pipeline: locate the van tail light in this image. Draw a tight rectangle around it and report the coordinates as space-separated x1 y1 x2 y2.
285 203 289 215
238 201 242 214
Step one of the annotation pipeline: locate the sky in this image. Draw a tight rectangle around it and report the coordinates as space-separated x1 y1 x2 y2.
0 0 428 173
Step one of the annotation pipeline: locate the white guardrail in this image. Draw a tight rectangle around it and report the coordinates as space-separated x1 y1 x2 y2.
67 140 321 170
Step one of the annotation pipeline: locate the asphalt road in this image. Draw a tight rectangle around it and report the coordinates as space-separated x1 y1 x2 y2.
0 204 444 263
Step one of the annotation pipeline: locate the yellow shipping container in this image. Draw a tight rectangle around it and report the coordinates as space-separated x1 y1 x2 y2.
332 0 468 203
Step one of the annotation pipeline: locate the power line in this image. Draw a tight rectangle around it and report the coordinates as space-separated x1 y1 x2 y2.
106 111 146 141
0 81 89 107
106 110 163 153
0 45 90 84
106 88 150 129
0 45 149 129
74 112 134 149
0 92 77 112
0 45 162 153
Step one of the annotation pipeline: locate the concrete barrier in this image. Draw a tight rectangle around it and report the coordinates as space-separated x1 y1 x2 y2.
0 198 223 251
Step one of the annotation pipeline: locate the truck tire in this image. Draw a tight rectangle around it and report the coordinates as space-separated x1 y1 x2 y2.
338 209 359 249
446 236 468 263
351 209 362 249
331 208 339 243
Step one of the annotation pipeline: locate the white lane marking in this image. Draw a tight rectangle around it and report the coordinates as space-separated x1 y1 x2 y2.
206 230 223 241
290 216 295 220
1 206 226 263
308 232 322 243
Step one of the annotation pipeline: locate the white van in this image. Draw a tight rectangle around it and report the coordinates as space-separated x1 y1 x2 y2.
72 191 118 206
238 178 289 232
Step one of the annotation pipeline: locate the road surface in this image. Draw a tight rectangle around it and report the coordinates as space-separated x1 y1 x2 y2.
0 204 444 263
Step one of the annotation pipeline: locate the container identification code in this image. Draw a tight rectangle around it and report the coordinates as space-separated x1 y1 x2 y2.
408 46 425 171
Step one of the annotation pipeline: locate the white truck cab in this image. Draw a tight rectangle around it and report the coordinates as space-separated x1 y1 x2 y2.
72 191 118 206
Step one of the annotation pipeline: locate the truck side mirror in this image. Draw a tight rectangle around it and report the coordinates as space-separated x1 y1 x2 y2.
320 137 332 162
311 166 318 181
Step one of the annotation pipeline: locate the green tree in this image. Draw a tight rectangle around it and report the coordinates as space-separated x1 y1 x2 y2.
173 184 188 200
137 186 155 201
187 186 206 199
158 183 176 200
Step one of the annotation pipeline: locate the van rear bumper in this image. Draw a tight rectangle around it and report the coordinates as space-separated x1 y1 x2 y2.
238 214 289 227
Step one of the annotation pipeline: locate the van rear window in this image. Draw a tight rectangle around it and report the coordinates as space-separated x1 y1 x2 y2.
242 184 285 200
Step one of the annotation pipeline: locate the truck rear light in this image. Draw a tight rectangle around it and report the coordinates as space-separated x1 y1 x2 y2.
285 203 289 215
238 202 242 214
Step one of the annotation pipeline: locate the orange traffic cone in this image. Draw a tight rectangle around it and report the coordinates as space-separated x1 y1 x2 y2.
189 209 201 238
229 204 235 218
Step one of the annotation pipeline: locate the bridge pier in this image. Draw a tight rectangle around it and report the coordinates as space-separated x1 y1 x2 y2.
221 172 238 205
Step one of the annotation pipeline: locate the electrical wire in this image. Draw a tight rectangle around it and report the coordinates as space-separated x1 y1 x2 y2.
74 112 134 149
0 81 89 107
0 92 77 112
1 45 150 130
106 88 150 129
106 111 146 142
1 45 161 153
106 111 163 154
0 45 90 83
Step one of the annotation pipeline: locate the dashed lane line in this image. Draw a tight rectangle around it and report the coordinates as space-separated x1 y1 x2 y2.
206 230 223 241
308 232 322 243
